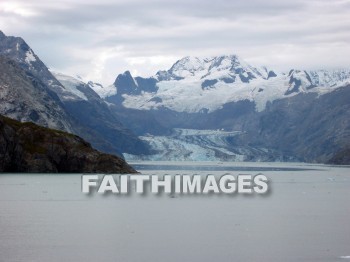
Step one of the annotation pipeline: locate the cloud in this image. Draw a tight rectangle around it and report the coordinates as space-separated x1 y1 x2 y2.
0 0 349 85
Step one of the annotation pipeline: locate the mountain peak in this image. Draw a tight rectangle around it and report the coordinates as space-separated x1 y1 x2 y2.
122 70 130 74
113 70 139 97
157 54 267 83
115 70 136 85
0 30 6 39
0 31 38 65
0 30 26 45
169 56 205 77
171 54 243 70
285 69 315 95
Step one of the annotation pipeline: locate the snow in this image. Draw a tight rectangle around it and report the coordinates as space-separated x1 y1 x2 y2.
119 54 277 112
51 72 88 101
86 54 350 114
170 56 207 78
166 55 267 81
122 72 289 112
25 49 36 64
131 74 138 88
309 69 350 87
120 55 350 113
90 83 116 98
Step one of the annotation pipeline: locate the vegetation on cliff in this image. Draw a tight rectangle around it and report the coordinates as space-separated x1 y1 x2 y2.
0 115 136 173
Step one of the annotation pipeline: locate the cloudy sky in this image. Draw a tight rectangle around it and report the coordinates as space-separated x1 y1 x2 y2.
1 0 349 85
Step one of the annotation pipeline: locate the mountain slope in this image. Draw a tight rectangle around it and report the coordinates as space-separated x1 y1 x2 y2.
0 31 150 157
251 85 350 162
0 56 73 131
52 72 151 156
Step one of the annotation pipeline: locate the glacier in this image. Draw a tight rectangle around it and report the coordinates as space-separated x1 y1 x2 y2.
124 128 289 162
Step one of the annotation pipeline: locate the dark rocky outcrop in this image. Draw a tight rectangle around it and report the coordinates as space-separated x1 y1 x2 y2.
107 71 158 104
0 115 136 173
327 148 350 165
267 70 277 79
201 79 218 89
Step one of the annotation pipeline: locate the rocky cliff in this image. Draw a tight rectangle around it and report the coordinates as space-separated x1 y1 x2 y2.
0 115 136 173
327 148 350 165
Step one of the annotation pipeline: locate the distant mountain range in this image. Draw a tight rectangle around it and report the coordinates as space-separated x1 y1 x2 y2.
0 30 349 163
86 54 349 163
92 55 350 113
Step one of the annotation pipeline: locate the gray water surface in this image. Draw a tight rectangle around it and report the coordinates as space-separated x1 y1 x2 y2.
0 162 350 262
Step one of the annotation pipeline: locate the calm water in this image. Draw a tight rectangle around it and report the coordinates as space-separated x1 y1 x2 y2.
0 162 350 262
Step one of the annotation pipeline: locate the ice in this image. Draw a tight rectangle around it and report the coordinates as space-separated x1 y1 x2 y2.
124 128 247 161
90 83 117 98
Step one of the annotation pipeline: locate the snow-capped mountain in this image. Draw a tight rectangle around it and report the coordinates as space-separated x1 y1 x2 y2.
156 55 272 82
97 55 350 114
100 55 350 162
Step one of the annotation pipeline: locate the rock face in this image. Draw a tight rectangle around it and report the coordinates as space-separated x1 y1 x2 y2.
52 72 150 157
0 115 136 173
0 55 73 132
327 148 350 165
247 85 350 163
0 30 151 157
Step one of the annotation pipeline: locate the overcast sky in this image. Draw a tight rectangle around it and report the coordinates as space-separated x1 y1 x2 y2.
1 0 349 85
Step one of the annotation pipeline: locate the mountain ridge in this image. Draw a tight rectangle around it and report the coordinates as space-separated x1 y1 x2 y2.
91 54 350 114
89 55 350 163
0 30 151 157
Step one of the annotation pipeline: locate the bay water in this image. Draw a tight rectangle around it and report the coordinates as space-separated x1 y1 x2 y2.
1 162 350 262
